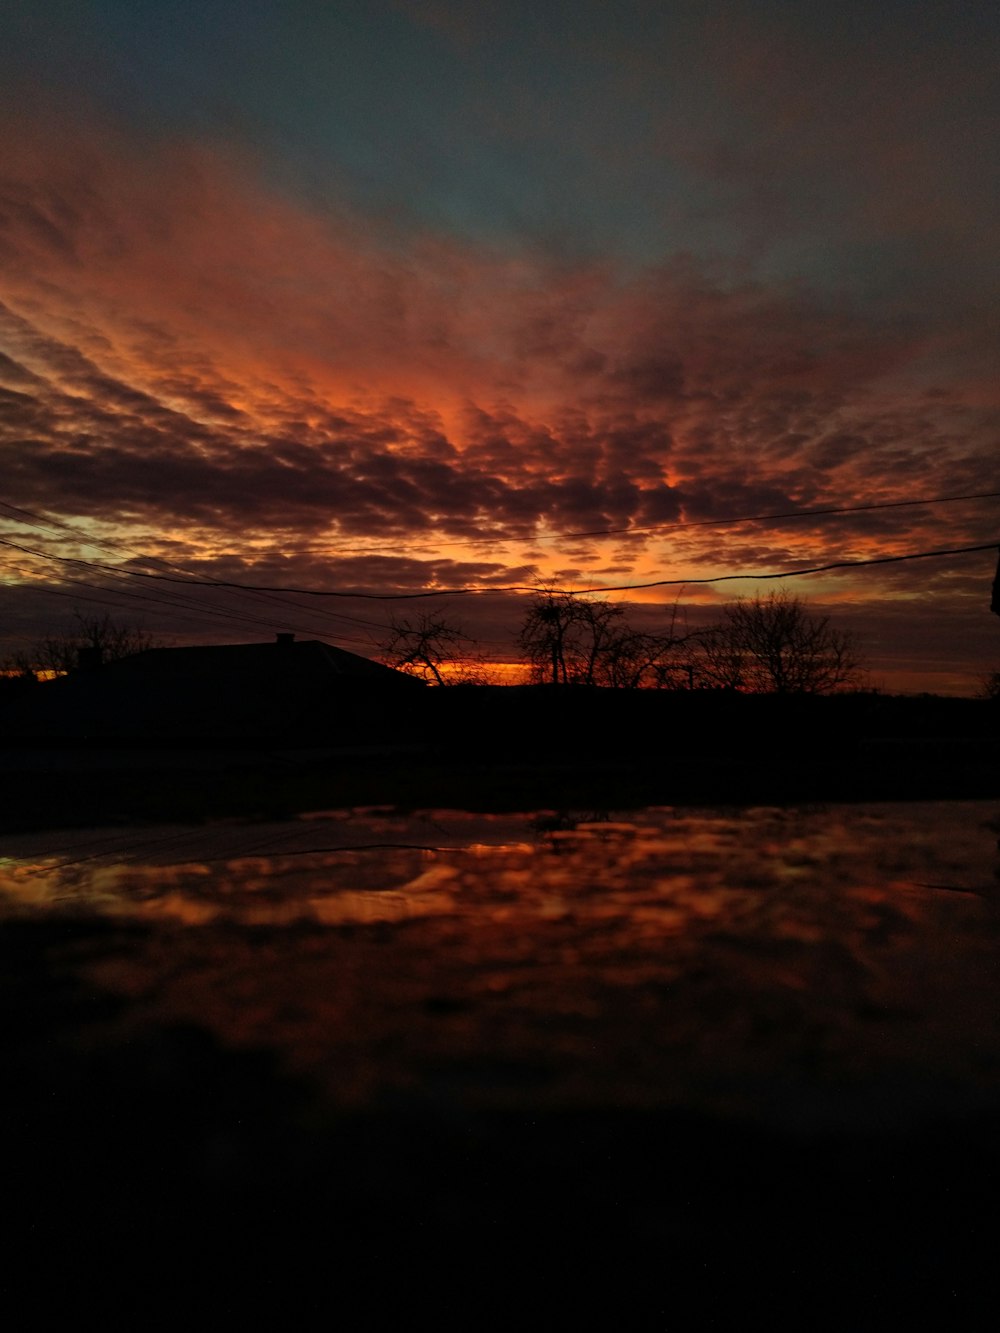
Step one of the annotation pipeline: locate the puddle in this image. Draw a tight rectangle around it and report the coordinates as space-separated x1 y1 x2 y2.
3 801 999 1126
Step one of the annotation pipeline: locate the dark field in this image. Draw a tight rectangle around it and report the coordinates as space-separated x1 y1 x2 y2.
2 689 999 833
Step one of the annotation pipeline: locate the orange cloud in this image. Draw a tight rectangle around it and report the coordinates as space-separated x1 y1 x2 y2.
1 106 998 692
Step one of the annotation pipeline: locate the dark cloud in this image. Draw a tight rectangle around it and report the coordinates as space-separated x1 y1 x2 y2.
0 349 45 386
609 356 686 403
1 82 997 690
2 282 995 591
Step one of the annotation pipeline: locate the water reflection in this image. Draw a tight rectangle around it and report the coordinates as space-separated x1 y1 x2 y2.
3 801 999 1126
1 802 997 930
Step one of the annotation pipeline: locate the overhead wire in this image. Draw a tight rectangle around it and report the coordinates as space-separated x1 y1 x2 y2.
0 505 395 639
0 502 392 644
543 488 1000 542
1 550 382 647
245 486 1000 555
2 533 996 600
2 488 997 653
89 486 998 559
2 485 998 561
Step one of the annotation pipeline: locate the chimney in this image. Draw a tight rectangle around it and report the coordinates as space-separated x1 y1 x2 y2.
276 632 295 646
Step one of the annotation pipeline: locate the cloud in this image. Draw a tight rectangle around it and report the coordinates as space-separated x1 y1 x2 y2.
1 100 997 689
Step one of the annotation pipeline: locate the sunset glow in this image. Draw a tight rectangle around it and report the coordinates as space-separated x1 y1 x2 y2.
2 2 998 692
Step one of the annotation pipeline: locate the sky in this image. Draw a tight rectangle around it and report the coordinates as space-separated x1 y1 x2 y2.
1 0 998 692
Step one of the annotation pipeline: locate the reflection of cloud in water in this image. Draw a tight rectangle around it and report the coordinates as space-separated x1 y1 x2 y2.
3 801 1000 1129
0 804 997 931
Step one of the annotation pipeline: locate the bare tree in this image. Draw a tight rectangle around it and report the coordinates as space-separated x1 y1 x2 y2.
518 589 577 687
518 590 627 686
380 611 482 685
518 589 696 688
694 622 751 692
1 647 38 680
695 590 862 694
599 628 666 688
600 594 700 689
598 618 695 689
28 613 159 677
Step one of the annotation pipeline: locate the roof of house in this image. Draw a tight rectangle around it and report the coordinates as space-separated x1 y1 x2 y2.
107 638 423 684
0 636 424 744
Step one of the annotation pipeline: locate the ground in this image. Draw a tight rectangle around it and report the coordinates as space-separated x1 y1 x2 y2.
3 801 999 1325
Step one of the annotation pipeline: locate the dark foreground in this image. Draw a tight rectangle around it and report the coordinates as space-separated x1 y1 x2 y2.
6 917 999 1328
8 995 998 1328
2 690 999 833
4 801 1000 1327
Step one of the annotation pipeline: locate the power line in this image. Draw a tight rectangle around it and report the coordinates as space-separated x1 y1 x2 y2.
1 551 383 648
189 485 1000 551
0 500 394 636
140 485 1000 555
552 489 1000 541
1 487 997 560
570 542 1000 594
0 526 386 643
3 534 995 599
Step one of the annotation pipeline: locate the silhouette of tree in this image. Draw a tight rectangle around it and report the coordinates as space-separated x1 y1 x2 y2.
518 589 694 688
599 627 665 688
518 590 624 686
380 611 482 685
1 647 37 680
0 645 39 701
696 590 862 694
26 613 159 678
601 597 700 688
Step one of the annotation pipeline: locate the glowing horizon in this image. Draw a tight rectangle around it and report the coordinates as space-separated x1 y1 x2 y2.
1 3 998 694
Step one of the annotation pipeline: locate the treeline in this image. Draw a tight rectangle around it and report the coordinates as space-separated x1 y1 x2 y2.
386 588 865 695
1 613 159 688
8 592 996 699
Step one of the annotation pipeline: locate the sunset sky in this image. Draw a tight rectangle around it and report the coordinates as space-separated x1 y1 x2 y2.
1 0 998 692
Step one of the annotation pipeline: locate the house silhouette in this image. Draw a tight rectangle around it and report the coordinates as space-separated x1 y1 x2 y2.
1 634 425 745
